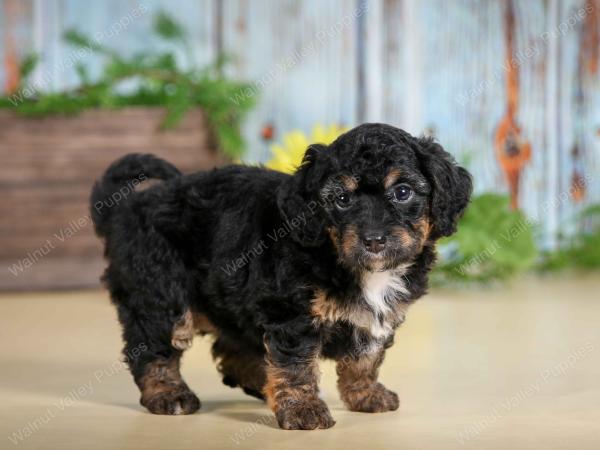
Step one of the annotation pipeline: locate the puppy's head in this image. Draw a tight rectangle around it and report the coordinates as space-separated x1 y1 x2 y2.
277 123 472 272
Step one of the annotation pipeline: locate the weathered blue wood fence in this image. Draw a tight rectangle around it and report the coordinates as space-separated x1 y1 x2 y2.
1 0 599 247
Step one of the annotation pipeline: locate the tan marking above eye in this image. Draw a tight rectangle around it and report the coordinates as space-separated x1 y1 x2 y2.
383 169 402 189
416 219 432 250
417 219 431 238
340 175 359 192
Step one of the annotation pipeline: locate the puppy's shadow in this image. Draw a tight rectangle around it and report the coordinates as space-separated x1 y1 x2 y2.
4 358 277 428
205 400 279 429
111 398 272 422
200 398 264 414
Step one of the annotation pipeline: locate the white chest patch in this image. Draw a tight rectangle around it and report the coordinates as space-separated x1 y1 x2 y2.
361 265 410 339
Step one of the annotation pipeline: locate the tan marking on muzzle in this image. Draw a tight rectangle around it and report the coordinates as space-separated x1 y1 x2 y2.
416 218 432 250
341 225 360 259
391 226 414 249
327 226 339 246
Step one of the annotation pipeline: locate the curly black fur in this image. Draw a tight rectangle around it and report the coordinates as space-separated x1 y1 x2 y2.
91 123 472 429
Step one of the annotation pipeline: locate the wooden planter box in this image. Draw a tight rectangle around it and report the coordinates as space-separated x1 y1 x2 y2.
0 107 226 291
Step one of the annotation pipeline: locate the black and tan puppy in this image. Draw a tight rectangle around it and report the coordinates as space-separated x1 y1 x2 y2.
90 123 472 430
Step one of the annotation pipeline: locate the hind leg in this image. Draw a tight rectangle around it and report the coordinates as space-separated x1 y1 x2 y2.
102 202 204 414
117 302 200 415
212 336 266 400
105 240 201 414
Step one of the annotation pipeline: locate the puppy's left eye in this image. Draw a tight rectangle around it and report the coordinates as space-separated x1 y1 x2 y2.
393 184 413 203
335 192 352 209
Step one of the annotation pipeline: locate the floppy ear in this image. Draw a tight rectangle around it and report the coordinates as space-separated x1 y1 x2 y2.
416 139 473 240
276 144 330 247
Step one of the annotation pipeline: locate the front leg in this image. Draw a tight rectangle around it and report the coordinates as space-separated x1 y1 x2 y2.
262 321 335 430
336 346 399 413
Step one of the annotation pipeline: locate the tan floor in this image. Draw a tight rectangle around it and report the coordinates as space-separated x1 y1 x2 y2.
0 275 599 450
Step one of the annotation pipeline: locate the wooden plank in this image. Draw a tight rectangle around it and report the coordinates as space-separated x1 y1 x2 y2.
221 0 361 163
0 0 4 91
1 0 34 94
1 235 102 259
377 0 406 127
556 0 600 240
507 0 555 240
544 0 561 249
29 0 214 93
38 0 151 91
0 108 224 185
0 256 105 291
361 0 385 122
377 0 503 185
415 0 506 192
152 0 216 68
31 0 63 92
375 0 572 247
0 107 222 290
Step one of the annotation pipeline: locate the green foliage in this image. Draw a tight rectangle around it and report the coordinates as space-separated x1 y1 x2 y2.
19 53 39 79
63 29 112 55
154 11 187 42
0 11 255 159
433 193 538 284
538 204 600 271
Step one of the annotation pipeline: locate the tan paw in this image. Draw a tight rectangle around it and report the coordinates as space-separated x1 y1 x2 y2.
342 382 399 413
275 398 336 430
141 386 201 415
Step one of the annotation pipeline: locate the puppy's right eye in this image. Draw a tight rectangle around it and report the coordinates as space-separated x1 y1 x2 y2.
335 193 352 209
393 184 413 203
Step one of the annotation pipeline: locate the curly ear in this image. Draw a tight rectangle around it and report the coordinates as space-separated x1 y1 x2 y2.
416 139 473 239
276 144 330 247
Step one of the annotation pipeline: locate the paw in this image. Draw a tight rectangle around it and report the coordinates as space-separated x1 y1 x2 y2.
141 386 201 415
275 398 335 430
343 382 399 413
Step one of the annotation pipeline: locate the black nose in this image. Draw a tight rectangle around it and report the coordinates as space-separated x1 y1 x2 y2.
363 235 386 254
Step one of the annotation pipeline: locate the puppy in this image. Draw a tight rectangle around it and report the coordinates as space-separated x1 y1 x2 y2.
90 123 472 430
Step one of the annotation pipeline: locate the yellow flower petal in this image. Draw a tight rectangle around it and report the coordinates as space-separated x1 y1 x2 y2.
266 124 348 174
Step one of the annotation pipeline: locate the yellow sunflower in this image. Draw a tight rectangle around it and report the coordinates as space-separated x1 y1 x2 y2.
265 124 348 174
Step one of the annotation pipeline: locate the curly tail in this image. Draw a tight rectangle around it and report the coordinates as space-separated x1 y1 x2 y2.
90 153 181 237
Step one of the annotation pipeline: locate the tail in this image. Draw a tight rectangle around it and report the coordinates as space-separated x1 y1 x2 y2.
90 153 181 237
